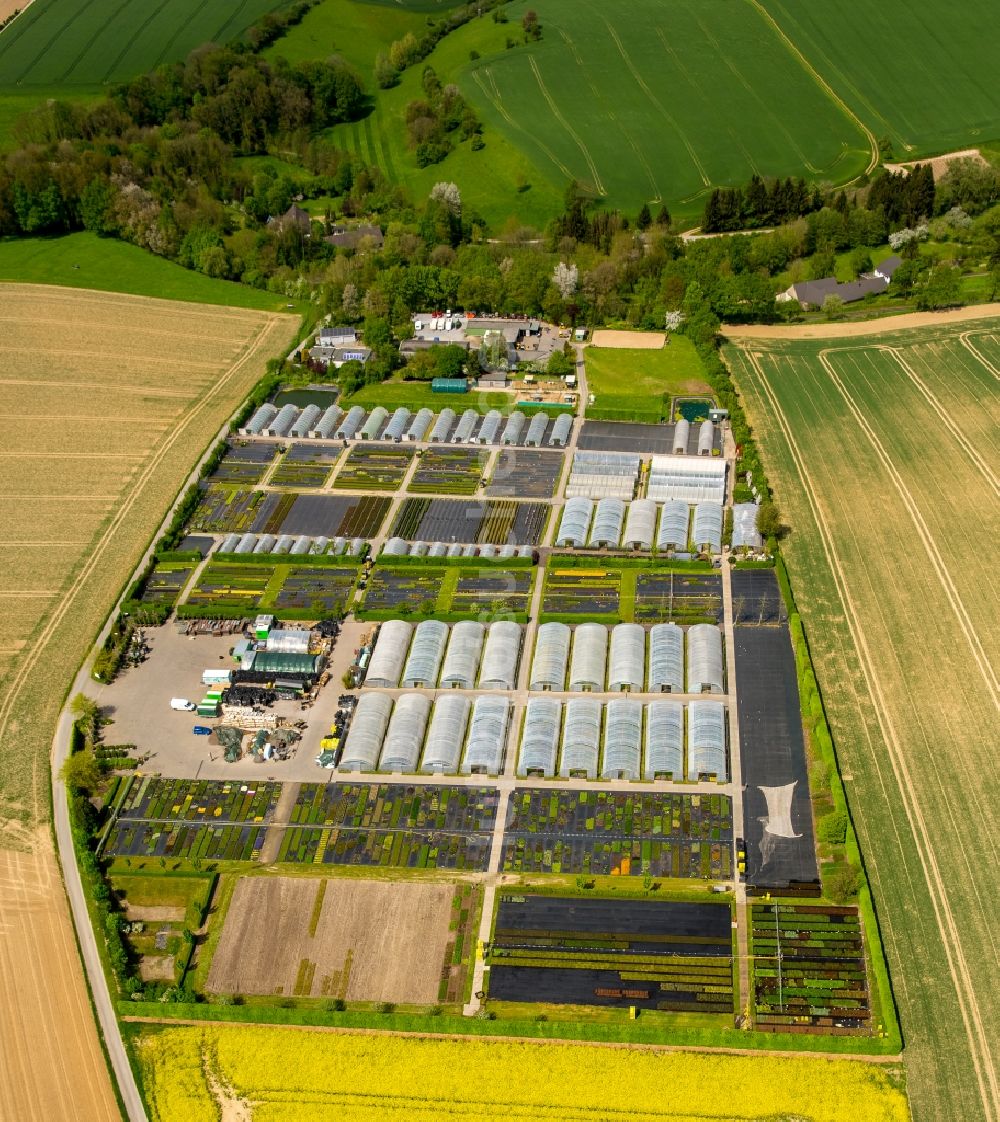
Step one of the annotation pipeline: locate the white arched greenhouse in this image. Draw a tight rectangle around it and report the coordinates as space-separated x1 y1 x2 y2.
340 692 393 772
529 622 571 691
609 623 645 692
648 623 684 693
518 697 561 777
429 408 455 442
234 533 258 554
365 620 413 688
219 533 241 553
602 699 642 780
253 534 277 554
556 497 593 547
290 404 321 438
401 619 448 687
405 408 433 442
589 497 625 548
243 403 276 435
310 536 329 554
657 500 690 550
672 418 690 454
265 403 299 437
732 503 762 550
428 542 449 558
549 412 573 447
644 701 684 780
421 694 471 772
524 412 548 447
501 411 526 445
479 621 522 690
687 624 724 693
440 621 485 689
692 503 723 553
647 455 726 504
290 536 311 555
309 404 342 439
452 408 478 443
560 698 601 779
360 406 388 440
335 405 365 439
569 623 608 692
383 407 411 442
687 700 727 781
697 419 714 456
461 695 509 774
623 499 657 550
381 537 409 557
476 410 503 444
379 694 430 772
273 535 294 554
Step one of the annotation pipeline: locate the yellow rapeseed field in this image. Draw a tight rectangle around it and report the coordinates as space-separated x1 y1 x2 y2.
138 1026 910 1122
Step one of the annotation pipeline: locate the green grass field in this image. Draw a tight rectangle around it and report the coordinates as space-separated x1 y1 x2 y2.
0 233 304 311
583 337 710 421
759 0 1000 158
0 0 287 87
725 319 1000 1122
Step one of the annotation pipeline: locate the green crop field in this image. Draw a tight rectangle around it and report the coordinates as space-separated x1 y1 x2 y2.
0 0 287 87
759 0 1000 158
725 319 1000 1122
0 233 303 311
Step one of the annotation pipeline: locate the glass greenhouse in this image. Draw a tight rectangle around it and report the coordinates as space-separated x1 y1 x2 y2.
732 503 762 549
647 454 726 504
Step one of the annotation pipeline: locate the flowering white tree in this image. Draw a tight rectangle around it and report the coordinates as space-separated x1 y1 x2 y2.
664 310 685 332
552 260 578 299
888 223 929 250
430 181 462 218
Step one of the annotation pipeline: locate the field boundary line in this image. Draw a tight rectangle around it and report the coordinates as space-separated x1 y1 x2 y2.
959 332 1000 381
600 16 709 187
878 345 998 495
741 346 999 1122
744 0 878 179
526 56 605 195
0 312 286 828
120 1014 902 1061
100 0 172 82
7 0 100 84
818 348 999 705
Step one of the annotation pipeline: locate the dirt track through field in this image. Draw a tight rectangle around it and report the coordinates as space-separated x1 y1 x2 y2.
731 339 999 1122
721 303 1000 340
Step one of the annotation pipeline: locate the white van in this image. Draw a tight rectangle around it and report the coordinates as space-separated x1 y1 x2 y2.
170 698 196 711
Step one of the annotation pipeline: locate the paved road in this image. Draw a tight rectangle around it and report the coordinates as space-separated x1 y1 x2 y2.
51 410 245 1122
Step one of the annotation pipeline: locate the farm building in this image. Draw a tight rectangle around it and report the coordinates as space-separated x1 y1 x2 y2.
268 204 311 234
645 701 684 780
421 695 471 772
692 503 724 553
340 693 393 771
365 620 413 687
462 695 509 774
687 700 727 781
244 652 322 676
565 450 641 500
657 500 691 549
265 629 311 654
602 699 642 780
560 698 601 779
556 497 593 547
775 256 902 309
401 620 448 687
518 698 561 778
440 620 486 689
648 623 684 693
732 503 763 550
588 497 625 547
549 412 573 447
623 499 657 550
324 223 384 250
647 455 726 504
383 407 411 442
405 408 434 441
568 623 608 692
479 621 522 690
530 622 571 691
335 405 366 439
452 409 479 443
379 694 431 772
608 623 645 692
687 625 724 694
318 325 357 346
309 404 343 439
429 408 456 442
360 407 389 439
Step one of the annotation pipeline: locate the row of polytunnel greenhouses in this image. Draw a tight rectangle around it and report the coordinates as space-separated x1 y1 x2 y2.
555 497 725 551
528 622 724 694
364 620 523 690
339 691 511 774
517 697 728 782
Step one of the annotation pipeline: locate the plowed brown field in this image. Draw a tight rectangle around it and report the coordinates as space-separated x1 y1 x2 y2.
0 283 297 1120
